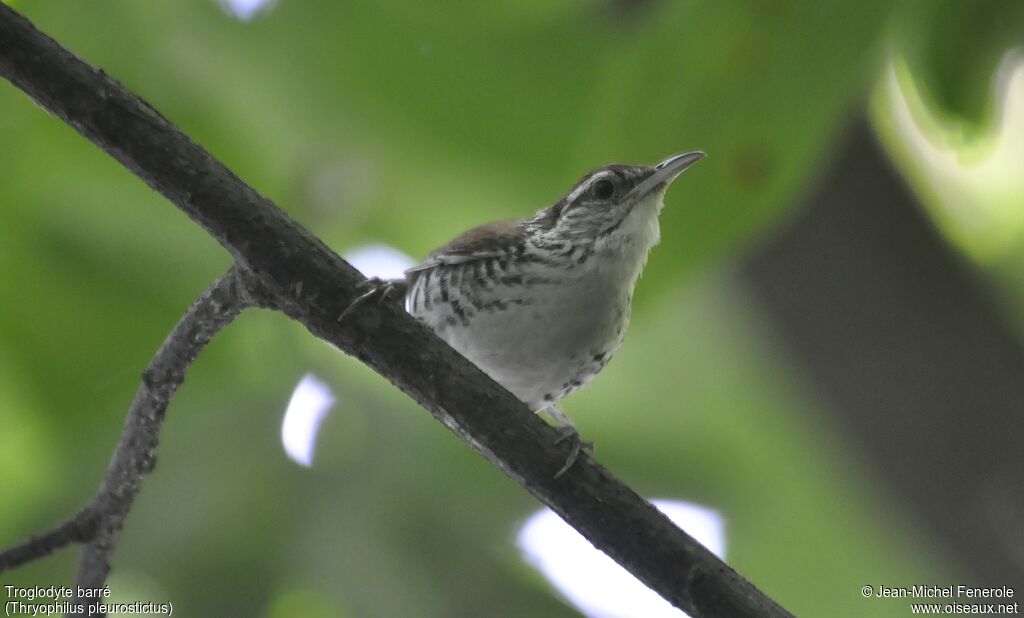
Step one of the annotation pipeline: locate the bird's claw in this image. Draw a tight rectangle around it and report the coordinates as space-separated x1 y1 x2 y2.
553 426 595 479
337 277 399 321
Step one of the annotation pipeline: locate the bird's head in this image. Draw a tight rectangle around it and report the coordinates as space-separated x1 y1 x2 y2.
528 151 704 254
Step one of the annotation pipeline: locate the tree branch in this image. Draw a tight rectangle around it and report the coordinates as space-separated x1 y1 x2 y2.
0 268 246 587
73 267 249 598
0 5 790 617
0 507 98 572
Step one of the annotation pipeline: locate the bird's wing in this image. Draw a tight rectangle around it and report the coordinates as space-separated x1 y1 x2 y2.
405 219 524 274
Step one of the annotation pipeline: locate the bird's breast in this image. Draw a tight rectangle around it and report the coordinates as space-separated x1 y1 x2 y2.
406 253 637 409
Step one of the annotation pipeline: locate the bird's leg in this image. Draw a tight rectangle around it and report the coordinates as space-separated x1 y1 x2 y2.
337 277 406 321
543 404 595 478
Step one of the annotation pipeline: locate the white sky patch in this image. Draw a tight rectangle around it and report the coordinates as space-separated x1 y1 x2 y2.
218 0 278 21
518 499 725 618
343 243 416 280
281 373 335 467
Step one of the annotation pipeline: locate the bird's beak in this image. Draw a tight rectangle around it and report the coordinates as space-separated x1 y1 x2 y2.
628 151 705 201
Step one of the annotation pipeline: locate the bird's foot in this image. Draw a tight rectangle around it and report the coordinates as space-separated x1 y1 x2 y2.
553 426 595 479
337 277 403 321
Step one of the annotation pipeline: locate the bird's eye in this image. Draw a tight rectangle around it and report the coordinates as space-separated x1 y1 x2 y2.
591 179 615 200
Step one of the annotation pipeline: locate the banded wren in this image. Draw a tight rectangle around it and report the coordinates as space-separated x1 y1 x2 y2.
349 152 704 476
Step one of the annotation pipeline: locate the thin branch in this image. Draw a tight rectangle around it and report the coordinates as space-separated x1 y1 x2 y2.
72 266 248 599
0 507 98 572
0 268 246 587
0 6 791 617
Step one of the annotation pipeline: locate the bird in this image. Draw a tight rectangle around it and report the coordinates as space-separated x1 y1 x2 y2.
343 152 704 476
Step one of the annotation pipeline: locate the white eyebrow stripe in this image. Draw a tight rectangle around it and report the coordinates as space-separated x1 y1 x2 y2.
565 171 614 204
564 183 589 204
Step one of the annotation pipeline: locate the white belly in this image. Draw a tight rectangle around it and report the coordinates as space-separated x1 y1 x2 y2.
409 259 631 410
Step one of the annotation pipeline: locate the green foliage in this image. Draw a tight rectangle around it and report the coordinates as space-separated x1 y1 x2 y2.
875 2 1024 327
892 0 1024 131
2 1 1022 616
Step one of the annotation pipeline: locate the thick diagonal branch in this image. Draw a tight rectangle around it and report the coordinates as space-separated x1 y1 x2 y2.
0 6 790 617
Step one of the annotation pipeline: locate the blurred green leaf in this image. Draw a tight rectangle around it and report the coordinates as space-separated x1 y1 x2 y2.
892 0 1024 131
872 53 1024 262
